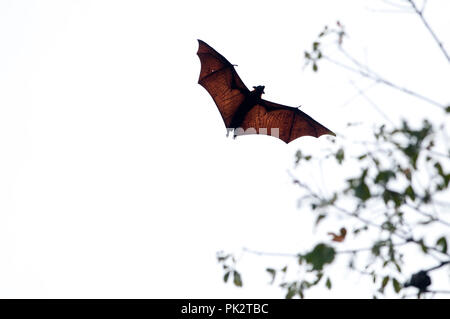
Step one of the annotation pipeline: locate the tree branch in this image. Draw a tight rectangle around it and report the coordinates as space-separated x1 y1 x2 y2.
407 0 450 63
323 55 445 108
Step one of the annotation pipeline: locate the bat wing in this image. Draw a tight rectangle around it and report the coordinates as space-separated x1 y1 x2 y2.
238 99 335 144
197 40 249 127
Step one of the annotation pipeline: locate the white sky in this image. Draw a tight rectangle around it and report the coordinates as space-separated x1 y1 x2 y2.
0 0 449 298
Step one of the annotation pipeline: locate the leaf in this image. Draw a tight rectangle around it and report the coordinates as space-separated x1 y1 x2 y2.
434 162 444 176
404 185 416 201
312 62 318 72
436 237 448 254
315 214 327 226
357 154 368 160
355 181 371 201
266 268 276 284
325 277 332 289
313 42 320 51
402 144 420 169
285 283 297 299
382 189 404 208
371 240 389 257
374 170 396 185
381 221 396 233
381 276 390 291
335 148 345 164
233 271 243 287
353 225 368 235
418 239 428 253
223 271 231 283
392 278 402 293
303 243 336 271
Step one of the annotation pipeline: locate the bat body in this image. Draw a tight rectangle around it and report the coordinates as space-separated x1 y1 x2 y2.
197 40 335 143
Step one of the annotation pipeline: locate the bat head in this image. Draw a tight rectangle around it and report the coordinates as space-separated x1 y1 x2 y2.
252 85 265 95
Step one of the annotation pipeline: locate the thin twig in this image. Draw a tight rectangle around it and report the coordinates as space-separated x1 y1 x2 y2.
381 0 412 10
425 290 450 294
323 55 445 108
243 241 411 258
243 247 298 258
288 171 450 259
349 80 395 125
424 260 450 272
407 0 450 63
406 203 450 227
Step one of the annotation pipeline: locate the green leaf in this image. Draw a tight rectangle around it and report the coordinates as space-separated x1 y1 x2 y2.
357 154 368 160
434 162 444 176
381 221 396 233
285 283 297 299
418 239 428 253
325 277 332 289
295 150 311 164
382 189 404 208
355 181 371 201
313 42 320 51
392 278 402 293
224 271 231 283
266 268 276 284
315 214 326 226
335 148 345 164
233 271 243 287
312 62 318 72
303 243 336 271
381 276 390 292
404 185 416 201
371 240 389 257
445 105 450 113
285 290 295 299
436 237 448 254
374 170 396 185
353 225 368 235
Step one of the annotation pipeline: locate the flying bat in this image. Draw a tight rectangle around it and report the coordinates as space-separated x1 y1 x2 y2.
196 40 335 143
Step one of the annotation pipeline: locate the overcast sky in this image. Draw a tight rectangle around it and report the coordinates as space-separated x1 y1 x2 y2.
0 0 449 298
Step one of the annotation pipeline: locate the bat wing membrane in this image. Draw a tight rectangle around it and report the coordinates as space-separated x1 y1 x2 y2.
197 40 249 127
239 99 335 143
